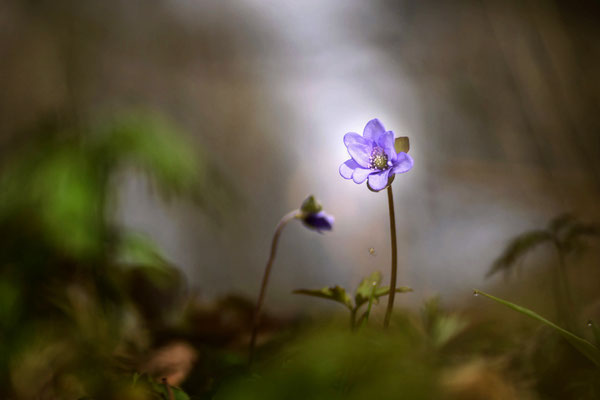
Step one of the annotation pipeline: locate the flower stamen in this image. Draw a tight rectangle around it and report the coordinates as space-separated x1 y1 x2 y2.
368 147 388 170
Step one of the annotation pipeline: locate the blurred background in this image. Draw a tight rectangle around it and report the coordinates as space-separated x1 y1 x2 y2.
1 0 600 398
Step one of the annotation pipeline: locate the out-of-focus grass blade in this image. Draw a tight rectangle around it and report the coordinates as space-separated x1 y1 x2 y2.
474 289 600 367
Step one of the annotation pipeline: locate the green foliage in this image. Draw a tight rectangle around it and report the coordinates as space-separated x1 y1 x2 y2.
96 112 203 196
148 379 191 400
0 141 105 257
421 297 467 349
216 325 441 400
293 286 353 310
293 271 412 328
474 289 600 367
373 285 413 300
487 229 552 278
354 271 383 308
487 213 599 331
117 232 171 269
0 111 227 399
488 213 599 278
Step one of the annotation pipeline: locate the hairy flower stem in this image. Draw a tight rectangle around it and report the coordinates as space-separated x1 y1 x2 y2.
383 185 398 328
249 210 299 365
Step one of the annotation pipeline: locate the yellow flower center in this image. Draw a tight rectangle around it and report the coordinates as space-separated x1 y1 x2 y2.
368 147 388 170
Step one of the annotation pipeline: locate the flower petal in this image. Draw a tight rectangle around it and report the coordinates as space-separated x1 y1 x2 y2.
343 132 371 148
392 152 414 174
352 167 373 184
344 132 373 167
339 159 359 179
378 131 397 163
363 119 386 142
302 211 334 233
368 168 391 191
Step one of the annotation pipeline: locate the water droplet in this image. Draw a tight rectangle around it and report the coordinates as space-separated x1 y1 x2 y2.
473 290 479 297
372 281 377 286
587 320 593 327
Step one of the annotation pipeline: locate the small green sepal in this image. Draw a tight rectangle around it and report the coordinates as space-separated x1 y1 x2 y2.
394 137 410 153
300 195 323 214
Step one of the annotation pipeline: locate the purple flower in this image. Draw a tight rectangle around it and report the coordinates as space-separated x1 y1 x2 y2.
339 119 413 191
302 211 334 233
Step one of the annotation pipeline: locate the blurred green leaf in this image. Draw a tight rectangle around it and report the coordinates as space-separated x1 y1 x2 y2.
35 149 103 256
487 230 552 278
548 213 577 235
421 298 467 348
474 289 600 366
293 286 353 310
117 232 169 269
98 112 203 196
0 143 105 257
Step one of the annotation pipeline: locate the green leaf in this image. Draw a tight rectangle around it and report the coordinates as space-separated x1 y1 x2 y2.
374 286 413 299
293 286 353 310
356 286 412 310
474 289 600 366
394 137 410 153
355 271 383 308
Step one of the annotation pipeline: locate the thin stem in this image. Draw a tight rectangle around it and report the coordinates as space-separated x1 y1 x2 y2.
360 284 377 329
350 308 357 331
248 210 299 365
383 185 398 328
